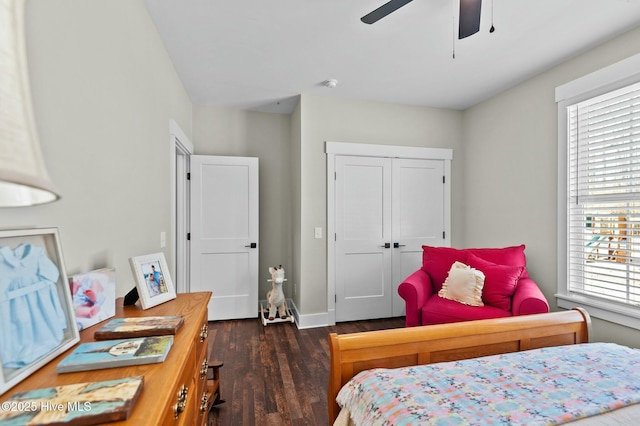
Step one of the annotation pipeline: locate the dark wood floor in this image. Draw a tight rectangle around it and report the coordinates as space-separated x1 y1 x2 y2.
206 316 405 426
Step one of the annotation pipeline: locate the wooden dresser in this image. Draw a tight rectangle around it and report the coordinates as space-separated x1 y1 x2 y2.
0 292 216 425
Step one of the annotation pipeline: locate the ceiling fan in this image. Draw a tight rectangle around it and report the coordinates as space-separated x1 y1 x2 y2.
361 0 483 39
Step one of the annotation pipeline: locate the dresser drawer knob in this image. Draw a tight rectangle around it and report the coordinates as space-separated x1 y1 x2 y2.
200 359 209 379
200 323 209 342
200 393 209 413
173 385 188 419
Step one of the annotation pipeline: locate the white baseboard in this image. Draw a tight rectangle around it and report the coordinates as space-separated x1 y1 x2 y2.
286 299 331 329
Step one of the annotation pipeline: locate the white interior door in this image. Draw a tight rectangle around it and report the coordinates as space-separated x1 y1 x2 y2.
327 142 451 325
190 155 259 320
334 155 447 322
335 156 393 322
391 158 445 316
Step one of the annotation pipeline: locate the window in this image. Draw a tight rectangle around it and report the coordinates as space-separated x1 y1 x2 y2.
568 83 640 302
557 54 640 329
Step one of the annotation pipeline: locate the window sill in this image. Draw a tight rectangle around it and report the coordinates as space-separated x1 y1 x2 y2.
556 293 640 331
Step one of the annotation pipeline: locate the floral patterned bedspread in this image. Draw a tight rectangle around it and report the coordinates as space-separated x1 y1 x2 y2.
336 343 640 426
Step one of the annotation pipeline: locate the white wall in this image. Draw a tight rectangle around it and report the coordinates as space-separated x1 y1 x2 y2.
462 26 640 346
297 95 464 316
1 0 192 297
192 106 294 299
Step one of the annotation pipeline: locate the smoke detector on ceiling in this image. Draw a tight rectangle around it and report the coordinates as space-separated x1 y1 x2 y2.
322 79 338 88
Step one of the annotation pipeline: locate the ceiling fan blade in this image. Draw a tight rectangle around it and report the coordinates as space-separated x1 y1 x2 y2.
361 0 414 24
458 0 482 39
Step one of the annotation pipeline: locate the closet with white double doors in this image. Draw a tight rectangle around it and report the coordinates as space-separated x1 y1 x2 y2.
327 142 452 323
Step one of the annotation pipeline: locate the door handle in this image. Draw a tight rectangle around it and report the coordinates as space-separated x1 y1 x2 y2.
393 242 406 248
379 243 391 249
245 243 257 248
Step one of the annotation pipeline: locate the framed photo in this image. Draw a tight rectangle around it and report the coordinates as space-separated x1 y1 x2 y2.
69 267 117 331
129 253 176 310
0 228 80 395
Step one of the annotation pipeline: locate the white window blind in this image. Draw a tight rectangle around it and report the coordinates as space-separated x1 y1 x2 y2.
567 81 640 307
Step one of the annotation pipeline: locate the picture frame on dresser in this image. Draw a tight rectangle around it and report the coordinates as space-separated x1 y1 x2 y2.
0 227 80 395
129 252 176 310
68 267 117 331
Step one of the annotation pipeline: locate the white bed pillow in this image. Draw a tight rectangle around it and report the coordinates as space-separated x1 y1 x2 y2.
438 261 485 306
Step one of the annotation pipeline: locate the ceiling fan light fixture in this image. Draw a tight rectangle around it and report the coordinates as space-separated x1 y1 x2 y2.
361 0 484 42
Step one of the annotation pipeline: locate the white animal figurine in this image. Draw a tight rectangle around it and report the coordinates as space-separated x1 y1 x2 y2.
266 265 287 320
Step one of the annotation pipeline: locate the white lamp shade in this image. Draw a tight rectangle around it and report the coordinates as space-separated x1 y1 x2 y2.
0 0 60 207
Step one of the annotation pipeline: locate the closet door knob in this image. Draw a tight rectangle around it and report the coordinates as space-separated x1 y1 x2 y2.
394 242 406 248
245 243 257 248
380 243 391 248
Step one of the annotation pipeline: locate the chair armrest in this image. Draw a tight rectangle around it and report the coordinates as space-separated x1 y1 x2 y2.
512 277 549 316
398 269 434 327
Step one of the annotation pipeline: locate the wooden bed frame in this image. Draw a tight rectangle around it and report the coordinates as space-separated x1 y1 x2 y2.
328 308 591 423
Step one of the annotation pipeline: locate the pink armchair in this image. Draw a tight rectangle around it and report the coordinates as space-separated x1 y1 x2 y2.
399 245 549 327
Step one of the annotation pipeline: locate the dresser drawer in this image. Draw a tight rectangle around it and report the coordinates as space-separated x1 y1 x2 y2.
161 344 196 425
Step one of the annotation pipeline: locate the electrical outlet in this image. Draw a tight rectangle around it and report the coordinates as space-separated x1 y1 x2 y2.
160 231 166 248
314 227 322 239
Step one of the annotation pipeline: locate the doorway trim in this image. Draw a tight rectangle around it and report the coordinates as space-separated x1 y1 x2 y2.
170 119 193 294
325 141 453 325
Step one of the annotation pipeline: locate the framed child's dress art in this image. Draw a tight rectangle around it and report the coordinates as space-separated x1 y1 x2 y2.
0 228 80 395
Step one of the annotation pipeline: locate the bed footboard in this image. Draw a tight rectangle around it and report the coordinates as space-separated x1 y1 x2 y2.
328 308 591 423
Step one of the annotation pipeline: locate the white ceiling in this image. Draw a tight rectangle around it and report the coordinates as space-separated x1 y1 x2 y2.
144 0 640 114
